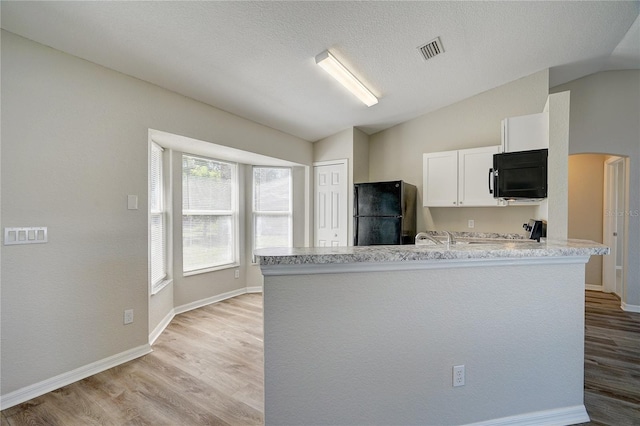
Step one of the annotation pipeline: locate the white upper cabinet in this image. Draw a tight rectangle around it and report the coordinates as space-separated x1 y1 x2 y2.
423 146 503 207
423 150 458 206
501 112 549 152
458 146 501 206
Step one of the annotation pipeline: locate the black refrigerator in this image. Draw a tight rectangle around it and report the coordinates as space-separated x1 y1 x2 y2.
354 181 417 246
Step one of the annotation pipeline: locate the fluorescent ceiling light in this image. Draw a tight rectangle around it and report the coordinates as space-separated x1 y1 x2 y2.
315 50 378 107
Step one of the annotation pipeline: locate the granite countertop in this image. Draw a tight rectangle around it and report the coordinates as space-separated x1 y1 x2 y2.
254 233 609 266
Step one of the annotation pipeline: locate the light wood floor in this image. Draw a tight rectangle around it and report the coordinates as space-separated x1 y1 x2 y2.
1 293 264 425
2 291 639 425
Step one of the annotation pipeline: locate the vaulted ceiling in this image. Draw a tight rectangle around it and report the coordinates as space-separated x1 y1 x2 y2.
2 1 639 141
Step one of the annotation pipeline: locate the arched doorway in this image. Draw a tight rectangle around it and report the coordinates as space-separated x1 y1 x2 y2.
568 153 629 299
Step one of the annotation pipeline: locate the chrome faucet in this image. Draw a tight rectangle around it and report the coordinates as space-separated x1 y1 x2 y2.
444 231 456 245
415 232 443 245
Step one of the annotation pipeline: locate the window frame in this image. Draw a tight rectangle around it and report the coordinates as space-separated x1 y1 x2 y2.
149 141 171 294
182 154 239 275
252 166 293 263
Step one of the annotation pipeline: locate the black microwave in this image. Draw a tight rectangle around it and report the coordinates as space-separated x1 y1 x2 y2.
490 149 548 199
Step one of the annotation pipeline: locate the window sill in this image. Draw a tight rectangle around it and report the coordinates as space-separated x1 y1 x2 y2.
183 263 239 277
151 278 173 295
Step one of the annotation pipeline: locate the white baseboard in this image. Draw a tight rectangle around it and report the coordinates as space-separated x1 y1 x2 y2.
585 283 603 291
465 405 589 426
174 287 247 315
149 309 175 345
1 288 264 411
583 284 640 313
622 302 640 313
0 344 151 410
153 286 263 343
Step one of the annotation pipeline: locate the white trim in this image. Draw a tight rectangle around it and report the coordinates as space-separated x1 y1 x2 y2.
151 287 262 345
602 157 618 294
464 405 589 426
621 302 640 313
602 156 629 303
174 287 247 315
312 159 348 167
1 288 263 410
149 129 301 168
183 262 240 277
260 256 592 276
583 284 639 312
153 287 262 343
149 309 176 346
151 277 172 296
0 344 151 410
585 283 603 291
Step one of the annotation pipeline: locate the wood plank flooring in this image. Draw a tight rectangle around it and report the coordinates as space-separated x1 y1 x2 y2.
579 291 640 426
2 290 639 425
1 293 264 426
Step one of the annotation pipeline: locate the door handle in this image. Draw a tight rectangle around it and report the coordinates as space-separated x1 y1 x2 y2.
488 168 494 194
354 186 358 216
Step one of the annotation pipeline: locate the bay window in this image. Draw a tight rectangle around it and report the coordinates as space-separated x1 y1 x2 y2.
253 166 292 255
149 142 167 293
182 154 237 273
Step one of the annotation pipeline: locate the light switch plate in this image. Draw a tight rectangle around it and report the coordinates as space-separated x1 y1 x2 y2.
127 195 138 210
4 227 48 245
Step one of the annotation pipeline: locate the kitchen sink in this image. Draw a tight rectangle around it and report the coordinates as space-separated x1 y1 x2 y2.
416 232 534 246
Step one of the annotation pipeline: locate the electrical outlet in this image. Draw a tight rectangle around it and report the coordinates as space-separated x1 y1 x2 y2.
468 220 475 229
124 309 134 325
234 269 240 279
453 365 465 387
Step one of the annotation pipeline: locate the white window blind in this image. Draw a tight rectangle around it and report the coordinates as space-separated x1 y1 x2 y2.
253 167 292 254
150 142 166 289
182 154 237 273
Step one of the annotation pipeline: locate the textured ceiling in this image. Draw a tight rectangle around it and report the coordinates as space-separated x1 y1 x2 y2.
2 1 639 142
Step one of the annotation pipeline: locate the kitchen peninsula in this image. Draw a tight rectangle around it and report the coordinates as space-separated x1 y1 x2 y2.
255 237 608 426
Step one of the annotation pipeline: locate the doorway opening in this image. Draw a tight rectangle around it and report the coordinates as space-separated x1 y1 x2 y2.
568 154 629 301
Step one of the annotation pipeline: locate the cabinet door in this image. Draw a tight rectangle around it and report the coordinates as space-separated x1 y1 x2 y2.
423 151 458 207
458 146 501 207
501 112 549 152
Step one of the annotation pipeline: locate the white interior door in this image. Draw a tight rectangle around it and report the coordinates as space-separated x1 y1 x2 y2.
314 161 348 247
615 161 625 296
603 156 625 297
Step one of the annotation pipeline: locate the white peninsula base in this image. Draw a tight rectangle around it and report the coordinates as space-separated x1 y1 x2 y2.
258 247 602 425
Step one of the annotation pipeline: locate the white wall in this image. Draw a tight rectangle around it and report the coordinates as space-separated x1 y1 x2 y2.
546 91 570 239
551 70 640 309
0 31 312 399
353 127 370 183
568 154 607 286
263 260 588 425
314 128 356 244
313 128 353 162
369 70 549 234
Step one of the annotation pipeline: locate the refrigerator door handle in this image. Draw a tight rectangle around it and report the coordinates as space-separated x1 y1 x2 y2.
488 168 494 194
354 186 359 217
354 218 359 245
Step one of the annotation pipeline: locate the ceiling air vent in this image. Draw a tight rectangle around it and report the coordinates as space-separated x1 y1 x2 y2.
418 37 444 61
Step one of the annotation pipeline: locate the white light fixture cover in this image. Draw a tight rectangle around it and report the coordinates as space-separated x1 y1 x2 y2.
315 50 378 107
